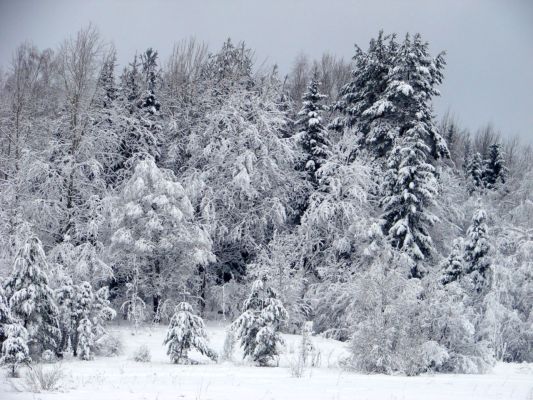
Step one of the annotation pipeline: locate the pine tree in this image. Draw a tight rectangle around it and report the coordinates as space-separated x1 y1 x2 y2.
0 323 31 377
464 208 492 294
483 143 506 189
231 278 288 366
4 236 61 355
296 69 329 186
441 239 465 285
163 302 217 364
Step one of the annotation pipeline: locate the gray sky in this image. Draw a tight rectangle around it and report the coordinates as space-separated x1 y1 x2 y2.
0 0 532 143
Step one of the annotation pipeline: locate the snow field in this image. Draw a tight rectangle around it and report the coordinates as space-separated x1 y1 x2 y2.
1 322 532 400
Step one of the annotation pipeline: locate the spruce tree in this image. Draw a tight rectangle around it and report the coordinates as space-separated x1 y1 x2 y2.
381 133 439 278
4 236 61 355
72 281 94 358
483 143 506 189
380 33 448 277
441 239 465 285
231 278 288 366
296 69 330 186
464 208 492 293
163 302 217 364
140 48 161 115
334 31 397 157
467 152 484 193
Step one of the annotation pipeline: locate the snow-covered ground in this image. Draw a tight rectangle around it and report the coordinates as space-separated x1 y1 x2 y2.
1 321 532 400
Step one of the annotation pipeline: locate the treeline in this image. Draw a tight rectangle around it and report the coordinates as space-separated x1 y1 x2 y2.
0 26 531 375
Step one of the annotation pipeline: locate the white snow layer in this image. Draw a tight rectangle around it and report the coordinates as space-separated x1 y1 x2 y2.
1 322 531 400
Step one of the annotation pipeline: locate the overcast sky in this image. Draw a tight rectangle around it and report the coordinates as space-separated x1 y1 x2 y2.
0 0 532 143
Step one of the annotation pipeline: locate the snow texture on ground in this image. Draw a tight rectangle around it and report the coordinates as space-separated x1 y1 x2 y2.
1 321 532 400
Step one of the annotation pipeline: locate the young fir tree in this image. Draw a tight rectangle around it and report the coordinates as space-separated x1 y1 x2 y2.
231 278 288 366
76 316 94 361
0 323 31 377
4 236 61 355
73 281 94 359
467 152 484 193
441 239 466 285
464 208 492 294
296 69 330 186
163 302 217 364
483 143 506 189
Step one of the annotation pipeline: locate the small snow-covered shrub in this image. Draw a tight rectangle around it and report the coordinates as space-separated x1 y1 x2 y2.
1 323 31 377
299 321 315 367
221 329 236 361
94 333 123 357
22 364 64 392
132 345 151 362
288 354 305 378
40 350 57 364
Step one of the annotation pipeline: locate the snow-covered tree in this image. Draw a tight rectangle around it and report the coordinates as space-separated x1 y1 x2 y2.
76 316 94 361
334 31 397 157
55 278 115 357
0 323 31 376
379 33 449 277
92 286 116 338
4 236 61 355
111 156 214 318
120 261 146 331
54 277 77 355
296 69 330 185
163 302 216 364
441 239 466 285
464 208 492 294
381 133 439 278
466 152 484 193
231 278 288 366
181 86 306 287
0 286 13 344
483 143 506 189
